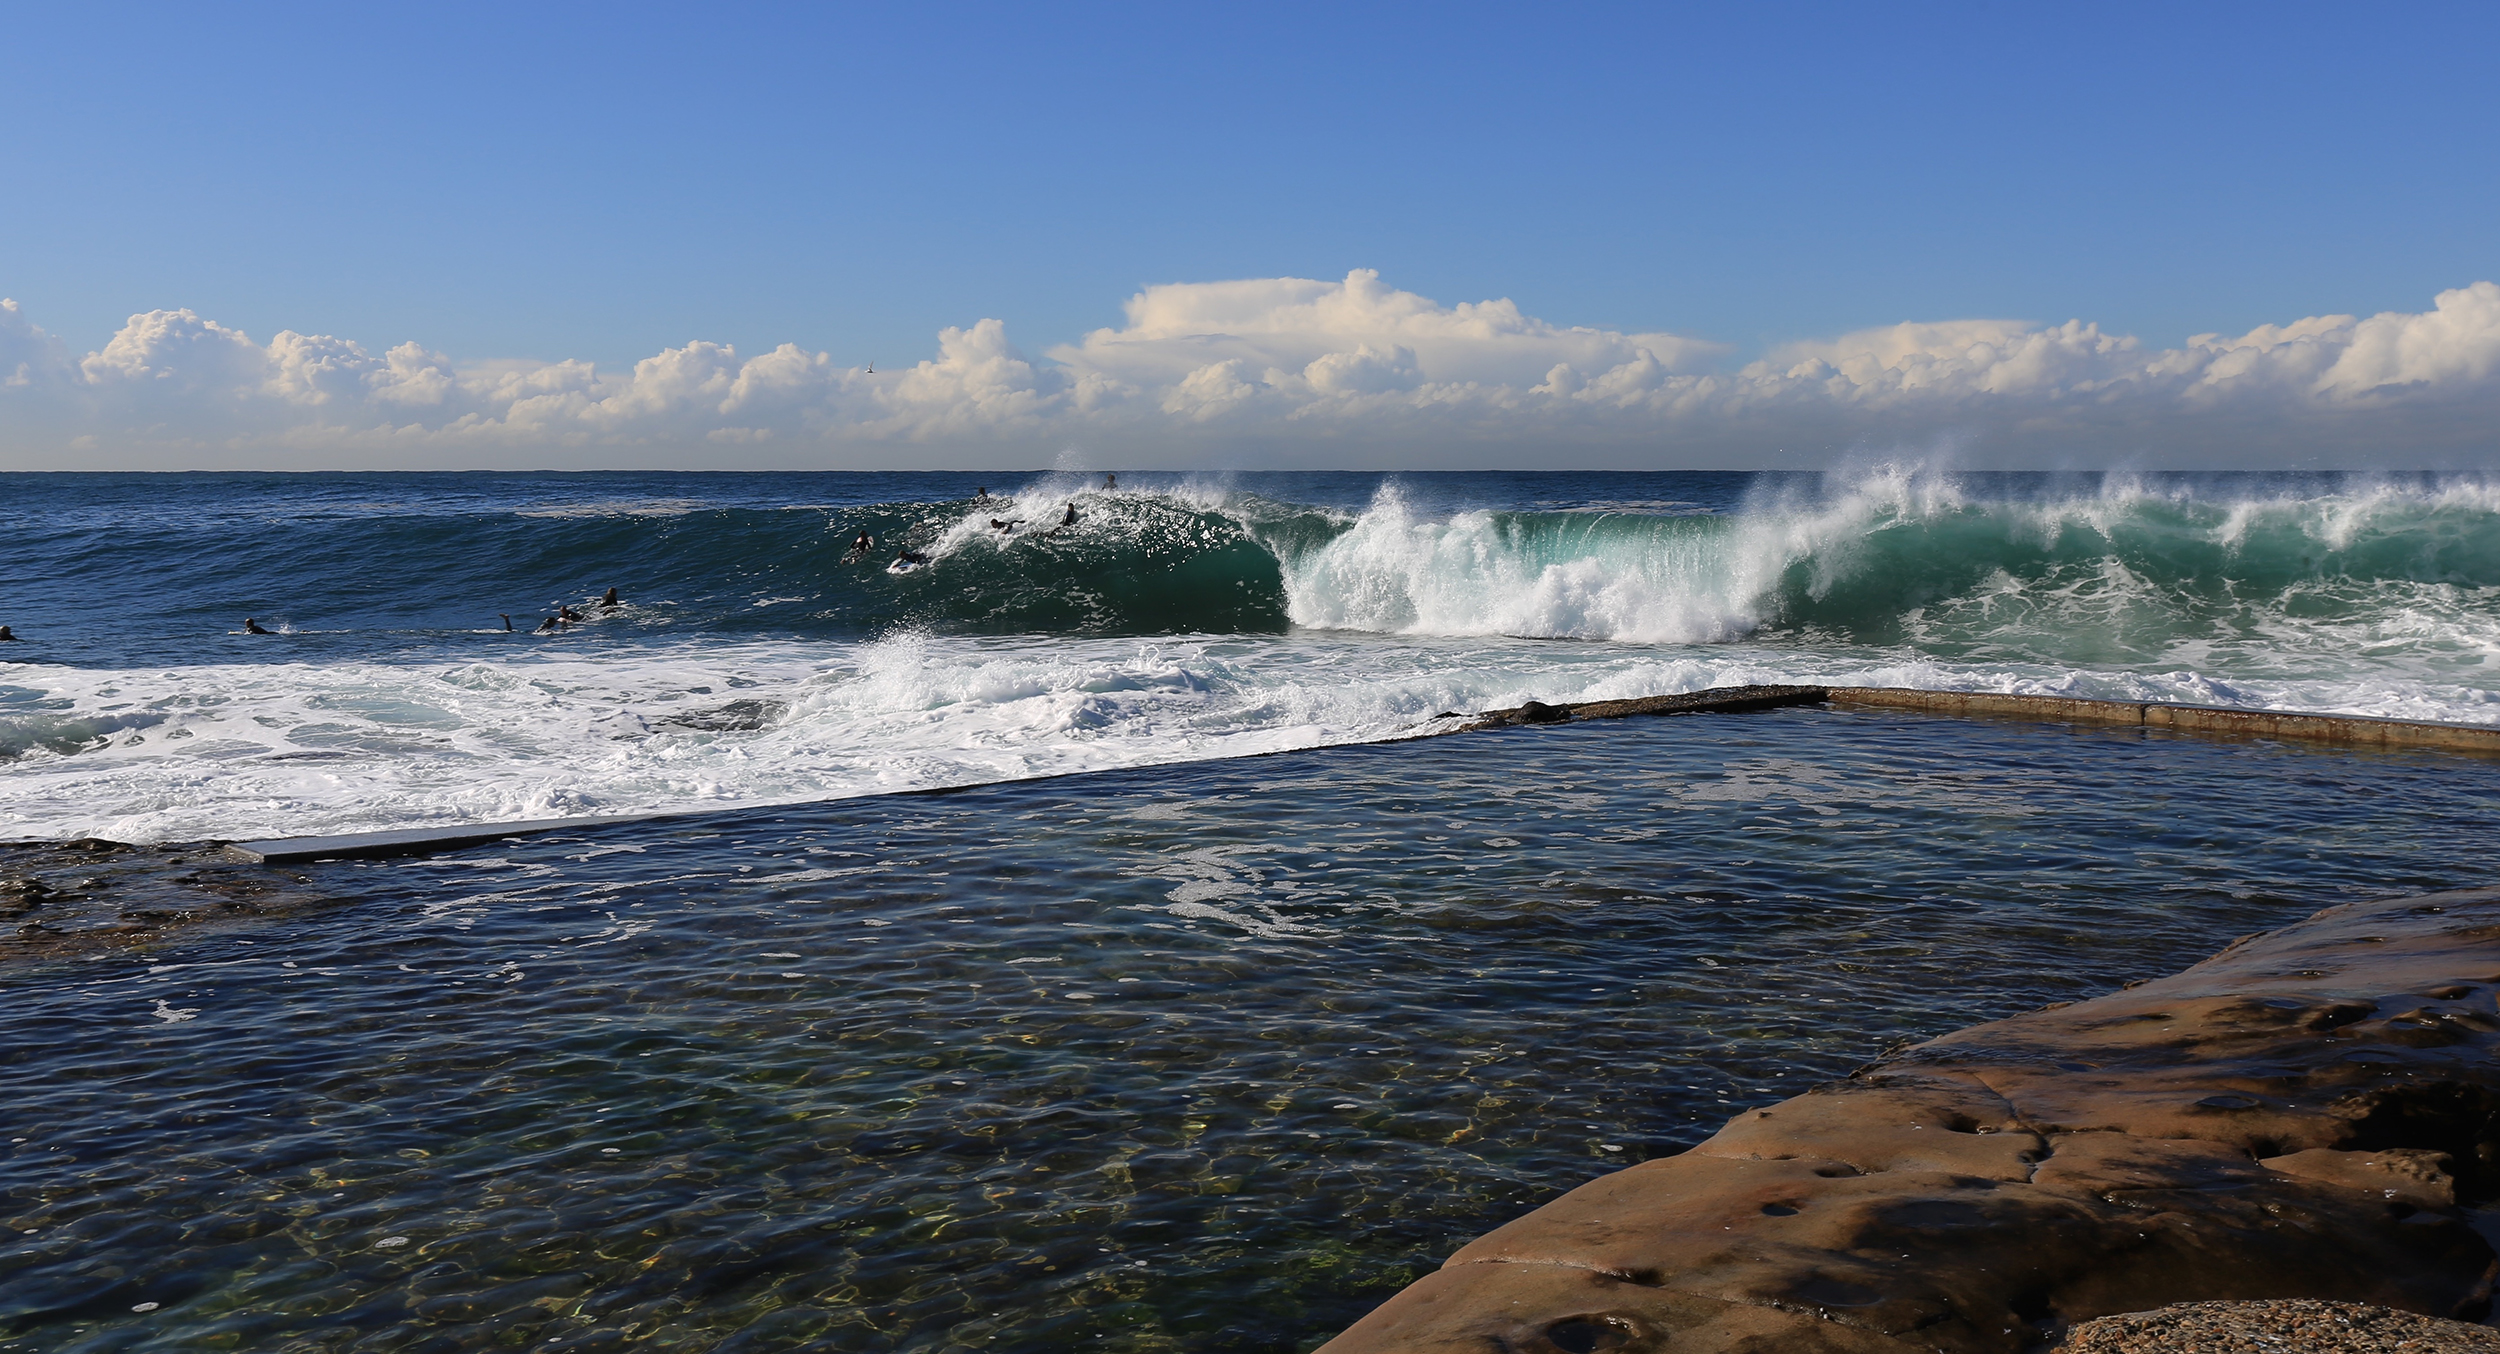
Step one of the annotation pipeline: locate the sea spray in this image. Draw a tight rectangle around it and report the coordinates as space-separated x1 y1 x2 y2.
1273 482 1767 642
3 469 2496 839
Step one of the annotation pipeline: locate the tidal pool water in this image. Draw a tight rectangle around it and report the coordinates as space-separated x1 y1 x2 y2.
4 708 2497 1353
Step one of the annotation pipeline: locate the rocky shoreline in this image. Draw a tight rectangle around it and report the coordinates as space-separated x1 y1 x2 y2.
1317 884 2500 1353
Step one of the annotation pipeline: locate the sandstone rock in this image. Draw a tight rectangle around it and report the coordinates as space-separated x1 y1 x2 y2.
1318 886 2500 1354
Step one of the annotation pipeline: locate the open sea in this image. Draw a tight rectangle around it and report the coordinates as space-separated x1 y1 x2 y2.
4 468 2500 1351
2 468 2498 841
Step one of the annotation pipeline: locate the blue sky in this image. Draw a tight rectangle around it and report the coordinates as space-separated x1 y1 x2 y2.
3 1 2497 468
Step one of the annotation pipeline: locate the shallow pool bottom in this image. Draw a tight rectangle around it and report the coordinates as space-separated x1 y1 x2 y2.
4 708 2496 1353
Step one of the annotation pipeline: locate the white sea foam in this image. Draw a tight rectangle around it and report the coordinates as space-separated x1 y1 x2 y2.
1270 472 2500 683
3 622 2495 842
1278 483 1769 643
5 469 2498 841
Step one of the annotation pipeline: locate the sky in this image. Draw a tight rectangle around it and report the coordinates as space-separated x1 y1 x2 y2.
3 0 2497 470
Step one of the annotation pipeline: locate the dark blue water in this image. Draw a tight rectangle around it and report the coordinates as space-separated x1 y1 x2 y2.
0 471 1787 664
6 467 2496 845
4 709 2495 1353
2 469 2491 664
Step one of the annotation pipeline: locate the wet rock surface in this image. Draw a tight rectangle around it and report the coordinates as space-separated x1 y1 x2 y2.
1465 685 1830 729
661 698 789 732
0 837 330 962
1318 885 2500 1354
2059 1300 2500 1352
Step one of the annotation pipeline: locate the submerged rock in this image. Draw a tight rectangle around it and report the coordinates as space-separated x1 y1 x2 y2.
1317 884 2500 1353
0 839 330 963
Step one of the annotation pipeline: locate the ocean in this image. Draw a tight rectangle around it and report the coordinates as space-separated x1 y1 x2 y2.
2 468 2497 841
4 469 2500 1352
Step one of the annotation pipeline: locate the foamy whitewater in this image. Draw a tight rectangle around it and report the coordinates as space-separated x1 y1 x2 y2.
4 468 2497 841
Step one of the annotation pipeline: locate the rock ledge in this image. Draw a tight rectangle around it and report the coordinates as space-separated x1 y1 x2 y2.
1318 886 2500 1353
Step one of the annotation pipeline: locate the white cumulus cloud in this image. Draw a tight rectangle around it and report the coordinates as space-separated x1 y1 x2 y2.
2 272 2498 468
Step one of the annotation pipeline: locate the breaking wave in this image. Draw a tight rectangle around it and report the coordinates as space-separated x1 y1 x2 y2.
6 468 2499 839
1274 472 2500 672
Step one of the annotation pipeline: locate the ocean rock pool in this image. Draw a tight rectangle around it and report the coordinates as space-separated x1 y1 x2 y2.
4 707 2496 1353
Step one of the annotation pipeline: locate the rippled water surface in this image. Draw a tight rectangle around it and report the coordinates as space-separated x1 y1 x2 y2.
5 709 2497 1353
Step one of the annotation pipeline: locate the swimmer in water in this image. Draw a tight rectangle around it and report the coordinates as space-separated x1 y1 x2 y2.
1060 502 1078 527
1103 472 1116 490
600 587 620 609
244 618 273 635
500 614 513 632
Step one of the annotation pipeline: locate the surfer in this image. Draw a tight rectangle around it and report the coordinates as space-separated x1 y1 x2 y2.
535 616 560 633
244 618 273 635
558 604 583 623
974 487 989 503
990 518 1018 533
500 614 513 632
0 625 16 641
601 587 621 609
891 548 932 568
1060 502 1078 528
1103 472 1116 490
849 531 876 559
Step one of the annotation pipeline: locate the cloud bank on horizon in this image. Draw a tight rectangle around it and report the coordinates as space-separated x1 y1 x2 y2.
5 269 2498 470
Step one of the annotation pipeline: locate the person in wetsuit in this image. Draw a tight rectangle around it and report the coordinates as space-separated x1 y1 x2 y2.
0 625 17 641
500 614 514 632
244 618 273 635
600 587 621 608
1060 502 1078 527
851 531 875 556
535 616 561 633
892 547 932 567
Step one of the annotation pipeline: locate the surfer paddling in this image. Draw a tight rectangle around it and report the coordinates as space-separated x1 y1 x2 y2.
0 625 17 641
601 587 621 609
244 618 273 635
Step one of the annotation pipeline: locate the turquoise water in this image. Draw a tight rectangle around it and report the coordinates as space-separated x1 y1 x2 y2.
4 708 2496 1352
7 470 2499 843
